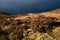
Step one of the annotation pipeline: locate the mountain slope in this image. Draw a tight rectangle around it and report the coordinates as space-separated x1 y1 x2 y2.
0 8 60 40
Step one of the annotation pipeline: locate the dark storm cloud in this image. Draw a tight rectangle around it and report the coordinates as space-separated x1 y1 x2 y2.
0 0 60 14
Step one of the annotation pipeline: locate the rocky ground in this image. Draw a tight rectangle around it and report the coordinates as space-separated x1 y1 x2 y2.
0 8 60 40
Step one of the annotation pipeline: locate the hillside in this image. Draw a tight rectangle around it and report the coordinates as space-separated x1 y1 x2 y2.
0 8 60 40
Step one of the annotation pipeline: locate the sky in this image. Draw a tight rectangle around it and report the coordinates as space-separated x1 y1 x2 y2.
0 0 60 14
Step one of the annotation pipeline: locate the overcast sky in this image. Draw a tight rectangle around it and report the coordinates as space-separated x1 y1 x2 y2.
0 0 60 14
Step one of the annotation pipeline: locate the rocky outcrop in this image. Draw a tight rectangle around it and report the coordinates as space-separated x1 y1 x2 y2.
0 8 60 40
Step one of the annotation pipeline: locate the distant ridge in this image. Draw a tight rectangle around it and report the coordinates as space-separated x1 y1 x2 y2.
0 12 10 15
0 8 60 15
